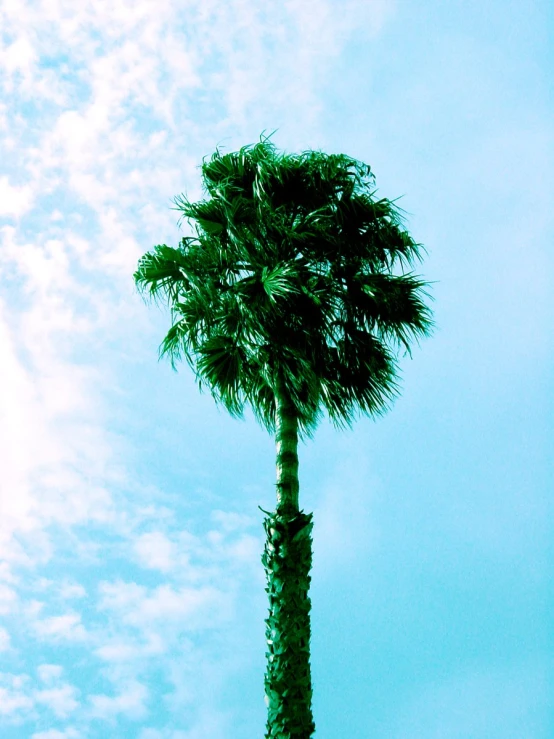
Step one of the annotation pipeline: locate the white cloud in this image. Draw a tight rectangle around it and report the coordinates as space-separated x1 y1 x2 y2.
0 175 34 217
96 580 145 611
225 533 262 567
0 627 11 651
34 684 79 719
134 531 175 572
0 667 79 726
2 35 36 74
0 583 18 615
0 561 17 583
59 582 87 599
211 509 255 533
94 631 165 663
0 275 117 568
33 612 88 642
31 730 80 739
33 579 87 600
94 641 144 663
0 673 33 717
139 584 230 625
0 292 40 541
0 686 33 716
24 599 45 618
37 664 64 683
98 579 233 630
88 679 148 721
0 33 38 97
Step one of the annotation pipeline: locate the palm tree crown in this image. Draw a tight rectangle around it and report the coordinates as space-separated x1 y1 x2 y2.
133 130 436 445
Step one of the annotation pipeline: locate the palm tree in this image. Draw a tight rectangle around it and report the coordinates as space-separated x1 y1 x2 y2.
133 130 436 738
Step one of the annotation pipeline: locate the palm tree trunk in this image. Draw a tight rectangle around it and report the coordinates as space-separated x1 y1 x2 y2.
258 373 316 738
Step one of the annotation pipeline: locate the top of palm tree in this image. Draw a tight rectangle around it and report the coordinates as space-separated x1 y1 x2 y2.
133 130 437 443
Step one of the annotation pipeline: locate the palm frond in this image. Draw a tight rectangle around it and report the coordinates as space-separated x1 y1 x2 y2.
133 243 193 309
134 131 437 443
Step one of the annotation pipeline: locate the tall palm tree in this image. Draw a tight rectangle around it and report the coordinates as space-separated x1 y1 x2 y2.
133 130 436 738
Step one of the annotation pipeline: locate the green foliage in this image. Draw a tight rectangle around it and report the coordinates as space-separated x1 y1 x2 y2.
133 130 437 443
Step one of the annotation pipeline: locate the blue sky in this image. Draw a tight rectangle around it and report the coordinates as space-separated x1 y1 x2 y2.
0 0 552 737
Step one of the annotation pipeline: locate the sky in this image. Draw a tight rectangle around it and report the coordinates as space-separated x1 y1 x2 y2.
0 0 552 737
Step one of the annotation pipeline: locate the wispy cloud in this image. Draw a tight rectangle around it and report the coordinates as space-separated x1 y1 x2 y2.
0 627 11 651
88 679 149 721
32 612 89 642
34 684 80 719
31 730 80 739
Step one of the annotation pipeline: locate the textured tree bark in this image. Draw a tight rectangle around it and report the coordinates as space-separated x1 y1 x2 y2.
260 507 315 738
258 371 315 738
